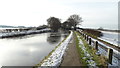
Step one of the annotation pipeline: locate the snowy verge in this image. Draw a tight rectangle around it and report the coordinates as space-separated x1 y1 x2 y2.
39 31 73 66
78 31 119 66
76 32 96 66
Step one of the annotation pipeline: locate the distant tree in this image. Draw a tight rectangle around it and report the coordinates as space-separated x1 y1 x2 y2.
36 25 48 30
62 21 72 29
98 27 104 30
47 17 61 31
67 14 83 29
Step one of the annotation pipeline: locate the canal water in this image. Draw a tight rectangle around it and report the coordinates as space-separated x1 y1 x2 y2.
0 32 68 66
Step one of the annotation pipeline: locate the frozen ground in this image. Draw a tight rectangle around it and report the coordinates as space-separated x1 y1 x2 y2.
99 31 120 47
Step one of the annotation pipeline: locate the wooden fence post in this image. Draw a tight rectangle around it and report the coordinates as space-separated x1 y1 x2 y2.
82 34 84 37
94 41 98 50
86 35 88 41
82 33 83 36
87 36 88 41
84 34 86 39
85 35 87 40
89 38 91 45
107 48 113 64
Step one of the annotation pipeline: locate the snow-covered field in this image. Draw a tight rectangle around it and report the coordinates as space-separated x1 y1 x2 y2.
99 31 120 47
0 28 50 37
39 31 73 67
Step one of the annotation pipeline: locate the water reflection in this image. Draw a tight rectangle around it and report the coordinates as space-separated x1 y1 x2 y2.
0 31 69 66
62 30 70 38
0 33 63 66
47 32 61 44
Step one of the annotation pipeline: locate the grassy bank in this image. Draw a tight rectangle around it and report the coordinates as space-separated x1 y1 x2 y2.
75 31 107 66
83 29 103 37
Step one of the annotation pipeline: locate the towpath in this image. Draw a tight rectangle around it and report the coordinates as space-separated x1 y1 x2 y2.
60 33 82 66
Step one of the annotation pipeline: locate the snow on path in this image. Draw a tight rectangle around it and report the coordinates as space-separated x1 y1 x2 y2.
39 31 73 67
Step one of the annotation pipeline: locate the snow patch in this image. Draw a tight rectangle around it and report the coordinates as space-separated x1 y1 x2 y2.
76 33 96 66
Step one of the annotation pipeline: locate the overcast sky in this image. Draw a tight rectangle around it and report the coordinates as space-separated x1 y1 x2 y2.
0 0 119 29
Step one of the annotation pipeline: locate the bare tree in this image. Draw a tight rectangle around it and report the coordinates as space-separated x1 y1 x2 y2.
67 14 83 29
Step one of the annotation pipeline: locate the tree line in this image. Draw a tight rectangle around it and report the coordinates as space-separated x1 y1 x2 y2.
47 14 83 31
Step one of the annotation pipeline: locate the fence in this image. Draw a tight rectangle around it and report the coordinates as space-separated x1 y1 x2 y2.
77 30 116 65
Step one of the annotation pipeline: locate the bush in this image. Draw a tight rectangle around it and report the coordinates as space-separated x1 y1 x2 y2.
83 29 103 37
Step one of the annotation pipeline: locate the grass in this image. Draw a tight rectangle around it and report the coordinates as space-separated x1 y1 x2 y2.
75 31 107 66
75 31 88 66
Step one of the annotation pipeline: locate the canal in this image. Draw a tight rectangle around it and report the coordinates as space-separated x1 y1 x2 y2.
0 31 68 66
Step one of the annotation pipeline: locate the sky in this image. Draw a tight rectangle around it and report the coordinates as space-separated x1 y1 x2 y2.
0 0 119 30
